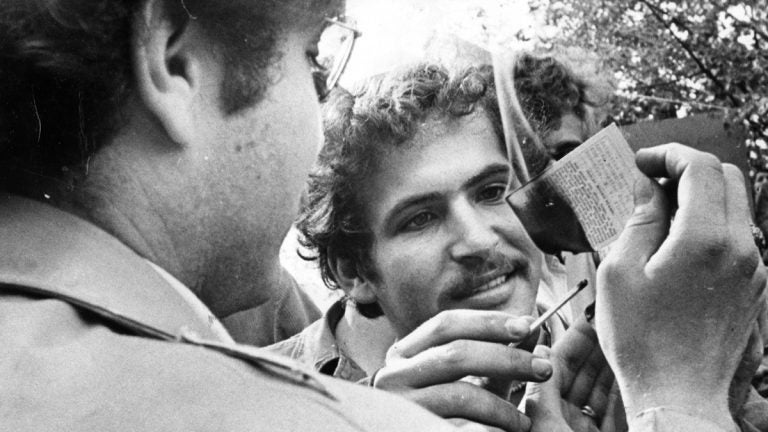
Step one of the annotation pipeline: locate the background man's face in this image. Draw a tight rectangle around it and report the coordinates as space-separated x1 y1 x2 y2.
358 112 542 337
540 111 589 161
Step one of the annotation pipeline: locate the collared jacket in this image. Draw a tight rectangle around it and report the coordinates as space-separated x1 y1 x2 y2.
0 194 457 432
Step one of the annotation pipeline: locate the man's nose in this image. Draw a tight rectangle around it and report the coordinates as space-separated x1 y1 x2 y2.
448 200 500 267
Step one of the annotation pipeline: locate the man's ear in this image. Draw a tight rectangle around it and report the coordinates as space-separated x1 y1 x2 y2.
331 256 378 304
131 0 202 145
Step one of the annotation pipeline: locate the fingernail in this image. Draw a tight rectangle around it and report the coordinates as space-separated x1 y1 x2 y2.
532 357 552 379
532 344 550 357
506 316 534 339
634 175 655 207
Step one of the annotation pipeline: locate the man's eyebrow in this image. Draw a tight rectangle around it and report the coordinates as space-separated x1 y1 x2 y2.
463 163 511 190
383 192 443 227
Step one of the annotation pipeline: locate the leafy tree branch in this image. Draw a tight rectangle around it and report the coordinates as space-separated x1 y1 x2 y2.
637 0 742 107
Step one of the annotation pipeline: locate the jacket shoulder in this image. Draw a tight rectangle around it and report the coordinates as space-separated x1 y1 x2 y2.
0 295 455 432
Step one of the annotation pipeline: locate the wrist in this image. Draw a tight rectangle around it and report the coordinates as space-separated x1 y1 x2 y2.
630 406 739 432
620 381 735 432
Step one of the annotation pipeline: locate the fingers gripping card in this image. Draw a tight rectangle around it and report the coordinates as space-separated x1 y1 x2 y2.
506 124 640 254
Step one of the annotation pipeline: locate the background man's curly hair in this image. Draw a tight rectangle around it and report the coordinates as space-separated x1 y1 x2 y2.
0 0 312 189
513 52 609 135
297 63 503 318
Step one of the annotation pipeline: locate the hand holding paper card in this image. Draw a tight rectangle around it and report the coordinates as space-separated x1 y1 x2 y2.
506 124 641 254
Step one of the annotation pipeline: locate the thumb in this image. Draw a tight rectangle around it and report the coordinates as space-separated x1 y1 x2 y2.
524 346 570 431
611 174 670 265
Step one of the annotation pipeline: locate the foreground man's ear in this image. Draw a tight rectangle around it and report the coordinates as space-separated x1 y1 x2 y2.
131 0 202 146
331 255 378 305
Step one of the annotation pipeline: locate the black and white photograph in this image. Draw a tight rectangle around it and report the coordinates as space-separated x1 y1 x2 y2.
1 1 767 430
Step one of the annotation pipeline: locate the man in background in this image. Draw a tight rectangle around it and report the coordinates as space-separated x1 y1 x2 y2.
513 51 612 161
511 51 615 318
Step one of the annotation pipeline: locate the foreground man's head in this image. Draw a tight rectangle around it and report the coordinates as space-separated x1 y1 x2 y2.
1 0 345 317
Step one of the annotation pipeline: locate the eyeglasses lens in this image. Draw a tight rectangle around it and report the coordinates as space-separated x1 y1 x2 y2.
316 19 359 100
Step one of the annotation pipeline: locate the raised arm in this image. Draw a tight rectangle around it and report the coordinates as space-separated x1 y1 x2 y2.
596 144 767 432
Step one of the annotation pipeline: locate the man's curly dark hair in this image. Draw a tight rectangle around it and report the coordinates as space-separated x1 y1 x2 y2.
513 52 607 136
296 63 503 318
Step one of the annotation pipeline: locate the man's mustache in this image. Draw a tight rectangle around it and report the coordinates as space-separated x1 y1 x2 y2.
445 249 529 299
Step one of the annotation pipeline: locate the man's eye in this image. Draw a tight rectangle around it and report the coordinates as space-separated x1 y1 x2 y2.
477 185 506 203
402 212 436 232
550 141 581 160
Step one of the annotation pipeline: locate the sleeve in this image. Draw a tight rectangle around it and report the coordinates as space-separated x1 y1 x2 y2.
630 407 740 432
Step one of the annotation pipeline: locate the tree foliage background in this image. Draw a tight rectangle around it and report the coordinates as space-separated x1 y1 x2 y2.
526 0 768 178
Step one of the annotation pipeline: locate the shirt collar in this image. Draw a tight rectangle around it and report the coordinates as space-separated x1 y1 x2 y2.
302 300 367 382
0 194 233 342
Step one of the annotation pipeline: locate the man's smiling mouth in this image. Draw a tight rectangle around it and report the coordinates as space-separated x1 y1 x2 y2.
470 273 510 295
450 270 517 300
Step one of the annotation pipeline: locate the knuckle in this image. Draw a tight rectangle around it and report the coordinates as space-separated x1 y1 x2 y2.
732 247 761 280
688 232 730 265
439 340 471 367
702 236 730 261
431 310 458 338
